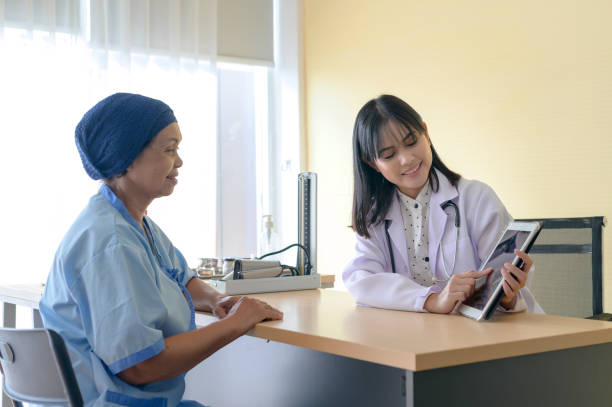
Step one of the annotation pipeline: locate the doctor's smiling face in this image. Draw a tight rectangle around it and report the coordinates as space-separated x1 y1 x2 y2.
370 120 433 199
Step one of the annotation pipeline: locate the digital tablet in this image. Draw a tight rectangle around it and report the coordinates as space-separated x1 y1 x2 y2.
457 221 542 321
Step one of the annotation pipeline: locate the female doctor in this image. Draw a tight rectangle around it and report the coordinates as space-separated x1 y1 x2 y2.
343 94 543 314
39 93 282 406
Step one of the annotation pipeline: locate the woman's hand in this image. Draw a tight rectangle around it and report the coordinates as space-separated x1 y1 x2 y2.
119 296 282 386
187 278 240 314
211 295 240 318
226 296 283 335
499 249 532 310
424 268 493 314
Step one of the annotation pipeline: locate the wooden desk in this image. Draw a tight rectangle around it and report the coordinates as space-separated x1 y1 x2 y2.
186 290 612 406
193 289 612 371
3 285 612 406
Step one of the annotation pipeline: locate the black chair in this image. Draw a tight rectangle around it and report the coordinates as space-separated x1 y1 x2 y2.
516 217 606 318
0 328 83 407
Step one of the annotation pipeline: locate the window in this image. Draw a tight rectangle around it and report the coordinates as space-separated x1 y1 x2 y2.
0 27 220 284
217 63 270 259
0 0 286 285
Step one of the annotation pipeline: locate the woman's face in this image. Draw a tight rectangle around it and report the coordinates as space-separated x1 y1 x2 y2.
370 120 432 198
125 122 183 201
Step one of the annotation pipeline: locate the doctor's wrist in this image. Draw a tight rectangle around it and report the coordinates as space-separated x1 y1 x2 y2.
499 295 517 310
424 293 440 313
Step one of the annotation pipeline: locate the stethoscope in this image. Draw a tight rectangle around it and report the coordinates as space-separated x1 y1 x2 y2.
385 200 461 283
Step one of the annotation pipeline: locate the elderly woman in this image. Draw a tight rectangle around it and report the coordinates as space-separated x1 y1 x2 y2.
39 93 282 407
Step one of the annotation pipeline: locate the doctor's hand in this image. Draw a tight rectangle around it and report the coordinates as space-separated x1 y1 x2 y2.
499 249 532 310
225 296 283 335
424 268 493 314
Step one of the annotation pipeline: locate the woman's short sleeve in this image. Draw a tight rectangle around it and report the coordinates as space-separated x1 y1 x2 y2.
171 247 197 286
72 243 168 374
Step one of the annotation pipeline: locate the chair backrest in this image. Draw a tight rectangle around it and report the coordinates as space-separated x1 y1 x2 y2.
0 328 83 407
516 217 605 318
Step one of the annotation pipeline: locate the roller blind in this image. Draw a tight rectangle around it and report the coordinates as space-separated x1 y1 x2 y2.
217 0 273 65
2 0 81 33
1 0 274 65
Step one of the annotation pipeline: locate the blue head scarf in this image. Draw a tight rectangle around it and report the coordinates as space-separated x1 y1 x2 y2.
75 93 177 180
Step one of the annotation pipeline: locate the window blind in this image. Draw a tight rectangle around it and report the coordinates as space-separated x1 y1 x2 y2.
1 0 274 65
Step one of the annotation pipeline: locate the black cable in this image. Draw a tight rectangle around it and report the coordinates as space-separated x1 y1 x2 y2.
280 266 299 276
258 243 312 274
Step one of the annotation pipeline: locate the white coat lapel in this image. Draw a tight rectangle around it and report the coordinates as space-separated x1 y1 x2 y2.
384 194 409 273
428 170 458 276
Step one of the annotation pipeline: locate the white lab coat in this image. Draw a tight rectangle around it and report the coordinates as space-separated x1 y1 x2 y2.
343 170 543 313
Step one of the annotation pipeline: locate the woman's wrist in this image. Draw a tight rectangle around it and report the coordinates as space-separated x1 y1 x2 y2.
220 312 251 338
205 292 224 312
220 314 244 336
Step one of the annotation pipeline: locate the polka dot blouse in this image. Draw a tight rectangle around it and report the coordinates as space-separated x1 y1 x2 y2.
397 183 434 286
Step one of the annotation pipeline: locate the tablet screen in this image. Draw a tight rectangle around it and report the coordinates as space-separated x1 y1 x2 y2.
462 229 531 311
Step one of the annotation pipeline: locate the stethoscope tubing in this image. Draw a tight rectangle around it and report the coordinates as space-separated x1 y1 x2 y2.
384 219 397 276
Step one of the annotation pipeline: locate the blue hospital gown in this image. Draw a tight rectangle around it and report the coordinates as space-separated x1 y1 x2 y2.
39 184 202 407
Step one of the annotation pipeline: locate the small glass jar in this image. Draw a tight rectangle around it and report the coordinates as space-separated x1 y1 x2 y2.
222 258 237 276
196 257 219 278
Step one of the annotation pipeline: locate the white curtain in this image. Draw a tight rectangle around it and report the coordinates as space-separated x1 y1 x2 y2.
0 0 220 284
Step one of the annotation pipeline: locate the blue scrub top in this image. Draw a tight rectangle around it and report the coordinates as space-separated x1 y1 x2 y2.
39 184 202 407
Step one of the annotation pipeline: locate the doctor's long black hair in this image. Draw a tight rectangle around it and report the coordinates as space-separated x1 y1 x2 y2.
351 94 461 238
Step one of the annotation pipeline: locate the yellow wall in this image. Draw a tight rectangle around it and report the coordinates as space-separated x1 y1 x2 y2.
304 0 612 310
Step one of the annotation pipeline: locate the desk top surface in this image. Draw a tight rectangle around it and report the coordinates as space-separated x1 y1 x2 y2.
3 283 612 371
196 289 612 371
